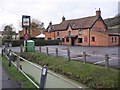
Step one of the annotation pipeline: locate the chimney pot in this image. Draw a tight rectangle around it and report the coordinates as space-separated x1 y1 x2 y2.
62 16 65 22
96 8 101 16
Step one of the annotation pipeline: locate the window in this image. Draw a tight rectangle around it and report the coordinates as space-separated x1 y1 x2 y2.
68 31 71 35
78 38 82 43
57 31 59 36
62 38 64 42
66 38 69 42
78 29 82 35
48 38 51 40
112 37 114 43
115 37 117 42
84 37 87 42
92 37 95 42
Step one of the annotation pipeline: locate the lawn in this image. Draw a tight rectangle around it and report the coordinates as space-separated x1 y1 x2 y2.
21 52 120 89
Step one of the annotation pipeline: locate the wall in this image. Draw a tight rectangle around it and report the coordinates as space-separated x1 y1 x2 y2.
92 18 107 31
44 32 55 40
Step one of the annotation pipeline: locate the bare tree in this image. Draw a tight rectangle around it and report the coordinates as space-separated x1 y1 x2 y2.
31 19 44 29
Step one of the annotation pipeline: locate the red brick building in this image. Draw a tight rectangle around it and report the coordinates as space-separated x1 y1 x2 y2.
44 9 120 46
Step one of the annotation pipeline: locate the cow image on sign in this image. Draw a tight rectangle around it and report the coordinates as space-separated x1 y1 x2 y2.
23 18 29 26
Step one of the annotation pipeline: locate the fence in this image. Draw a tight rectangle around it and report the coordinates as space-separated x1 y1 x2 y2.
38 46 110 68
1 48 83 88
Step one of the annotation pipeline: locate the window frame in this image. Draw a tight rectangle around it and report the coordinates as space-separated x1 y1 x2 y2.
91 37 95 42
78 38 82 43
66 37 69 42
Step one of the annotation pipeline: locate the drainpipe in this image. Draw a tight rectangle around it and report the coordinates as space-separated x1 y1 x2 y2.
88 28 91 46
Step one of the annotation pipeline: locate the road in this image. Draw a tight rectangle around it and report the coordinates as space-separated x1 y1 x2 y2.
5 45 120 69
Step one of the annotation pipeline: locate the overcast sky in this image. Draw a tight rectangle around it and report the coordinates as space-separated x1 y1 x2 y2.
0 0 119 32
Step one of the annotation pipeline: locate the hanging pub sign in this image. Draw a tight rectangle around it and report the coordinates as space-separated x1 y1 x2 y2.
22 15 31 28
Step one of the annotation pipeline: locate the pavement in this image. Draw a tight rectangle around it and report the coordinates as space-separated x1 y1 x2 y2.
0 51 21 89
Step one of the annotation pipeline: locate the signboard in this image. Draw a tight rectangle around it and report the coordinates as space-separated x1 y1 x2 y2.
22 15 31 28
24 34 30 40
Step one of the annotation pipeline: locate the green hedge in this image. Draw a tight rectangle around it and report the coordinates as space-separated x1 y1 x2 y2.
2 39 60 47
2 39 24 47
33 39 60 46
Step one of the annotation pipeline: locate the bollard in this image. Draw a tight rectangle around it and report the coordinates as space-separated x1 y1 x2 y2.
9 49 12 67
4 48 7 55
20 45 23 53
39 46 41 52
105 54 109 69
6 49 11 57
3 45 5 53
46 47 48 55
16 55 20 70
40 65 48 90
1 49 3 57
83 52 86 64
55 48 58 57
67 49 70 61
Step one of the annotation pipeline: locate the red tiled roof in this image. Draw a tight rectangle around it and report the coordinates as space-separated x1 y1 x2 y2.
48 16 99 31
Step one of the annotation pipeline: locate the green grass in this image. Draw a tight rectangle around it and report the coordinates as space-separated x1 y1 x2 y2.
21 52 119 89
1 56 38 89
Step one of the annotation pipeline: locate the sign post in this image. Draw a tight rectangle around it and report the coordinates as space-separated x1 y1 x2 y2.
40 65 48 90
22 15 31 52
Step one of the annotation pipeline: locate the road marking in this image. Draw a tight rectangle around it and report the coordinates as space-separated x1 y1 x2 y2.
93 59 113 64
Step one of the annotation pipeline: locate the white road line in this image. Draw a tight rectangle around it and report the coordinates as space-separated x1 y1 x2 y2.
93 59 114 64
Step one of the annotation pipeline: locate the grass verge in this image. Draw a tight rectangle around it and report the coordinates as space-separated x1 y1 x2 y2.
2 56 38 89
21 52 119 89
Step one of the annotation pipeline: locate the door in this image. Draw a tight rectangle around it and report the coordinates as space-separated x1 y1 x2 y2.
71 38 75 45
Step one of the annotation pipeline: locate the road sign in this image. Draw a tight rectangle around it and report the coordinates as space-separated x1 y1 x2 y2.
24 34 30 40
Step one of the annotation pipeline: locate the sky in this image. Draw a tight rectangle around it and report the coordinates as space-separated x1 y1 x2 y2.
0 0 119 33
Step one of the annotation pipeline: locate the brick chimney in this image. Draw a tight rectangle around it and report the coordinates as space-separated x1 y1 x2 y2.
49 21 52 25
62 16 65 22
96 8 101 16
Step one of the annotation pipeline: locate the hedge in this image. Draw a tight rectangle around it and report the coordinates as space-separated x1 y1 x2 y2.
2 39 60 47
